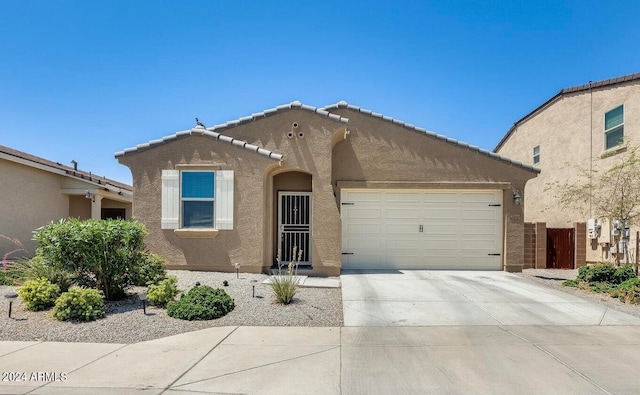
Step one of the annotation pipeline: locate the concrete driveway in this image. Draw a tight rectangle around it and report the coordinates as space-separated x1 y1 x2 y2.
341 270 640 326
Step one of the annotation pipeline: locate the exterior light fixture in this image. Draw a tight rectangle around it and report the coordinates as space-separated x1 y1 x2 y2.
5 292 18 318
138 291 148 315
513 190 522 206
85 190 92 199
234 262 241 279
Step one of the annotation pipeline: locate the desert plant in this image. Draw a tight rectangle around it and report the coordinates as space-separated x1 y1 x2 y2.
52 288 105 321
7 255 74 292
147 275 180 307
563 279 579 287
17 278 61 311
582 263 617 283
0 234 26 268
33 218 148 300
269 247 302 305
130 252 167 286
167 285 234 320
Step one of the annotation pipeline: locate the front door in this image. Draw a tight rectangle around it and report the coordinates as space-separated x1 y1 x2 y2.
278 192 311 265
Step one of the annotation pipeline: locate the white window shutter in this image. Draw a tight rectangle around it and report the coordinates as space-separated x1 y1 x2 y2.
215 170 234 230
161 170 179 229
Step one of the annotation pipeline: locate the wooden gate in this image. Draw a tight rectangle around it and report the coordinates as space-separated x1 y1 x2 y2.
547 228 575 269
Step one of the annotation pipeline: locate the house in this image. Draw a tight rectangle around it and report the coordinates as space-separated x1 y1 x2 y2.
0 145 133 259
494 72 640 267
116 101 538 276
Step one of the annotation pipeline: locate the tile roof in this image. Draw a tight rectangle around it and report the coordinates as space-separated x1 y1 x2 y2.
0 144 132 193
494 72 640 152
115 101 349 160
323 101 540 173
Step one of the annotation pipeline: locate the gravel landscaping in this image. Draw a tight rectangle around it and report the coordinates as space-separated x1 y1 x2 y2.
2 268 640 344
0 270 343 344
515 268 640 319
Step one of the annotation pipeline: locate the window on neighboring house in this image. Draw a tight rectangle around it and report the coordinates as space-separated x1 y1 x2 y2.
605 105 624 150
181 171 215 228
533 145 540 164
161 169 234 230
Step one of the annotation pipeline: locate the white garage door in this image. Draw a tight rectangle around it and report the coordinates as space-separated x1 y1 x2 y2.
341 189 503 270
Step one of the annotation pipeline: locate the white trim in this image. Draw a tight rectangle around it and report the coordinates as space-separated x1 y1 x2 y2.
161 170 180 229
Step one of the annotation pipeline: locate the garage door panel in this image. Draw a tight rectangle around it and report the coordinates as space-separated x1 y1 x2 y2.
422 209 457 219
421 193 458 203
422 224 457 235
385 193 420 203
461 209 499 220
342 189 503 270
461 192 500 203
344 223 382 234
345 208 382 220
385 208 421 219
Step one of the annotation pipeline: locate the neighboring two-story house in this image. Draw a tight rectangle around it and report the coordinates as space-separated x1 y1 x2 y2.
495 73 640 267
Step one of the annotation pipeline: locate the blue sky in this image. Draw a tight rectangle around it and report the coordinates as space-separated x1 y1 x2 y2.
1 0 639 184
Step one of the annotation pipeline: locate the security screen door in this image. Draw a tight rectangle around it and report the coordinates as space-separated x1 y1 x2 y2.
278 192 311 265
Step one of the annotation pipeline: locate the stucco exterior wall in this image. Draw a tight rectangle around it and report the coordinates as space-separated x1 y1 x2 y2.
118 109 346 275
0 160 69 257
497 80 640 262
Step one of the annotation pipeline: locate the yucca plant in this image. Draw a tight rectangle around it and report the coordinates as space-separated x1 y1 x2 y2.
270 247 302 304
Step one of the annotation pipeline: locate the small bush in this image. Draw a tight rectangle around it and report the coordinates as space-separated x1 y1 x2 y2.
147 276 180 307
270 248 301 304
52 288 105 321
585 264 617 283
563 279 579 287
613 265 636 284
576 265 591 282
17 278 61 311
612 278 640 304
167 286 234 321
0 269 15 285
589 281 615 294
131 252 167 286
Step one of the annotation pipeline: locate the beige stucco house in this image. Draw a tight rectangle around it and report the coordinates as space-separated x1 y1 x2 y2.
495 72 640 265
116 101 538 276
0 145 133 259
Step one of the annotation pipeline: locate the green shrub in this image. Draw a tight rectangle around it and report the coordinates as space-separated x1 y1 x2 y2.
589 281 615 294
17 278 61 311
7 256 74 292
613 265 636 284
563 279 579 287
131 252 167 286
52 288 105 321
33 218 148 300
576 265 591 282
147 276 180 307
584 264 616 283
611 278 640 304
167 286 234 321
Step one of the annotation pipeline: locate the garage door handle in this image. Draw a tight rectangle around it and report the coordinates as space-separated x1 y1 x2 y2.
342 252 354 255
488 253 501 256
488 204 501 207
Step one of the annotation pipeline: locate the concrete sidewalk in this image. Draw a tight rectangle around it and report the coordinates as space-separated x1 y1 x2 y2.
2 325 640 394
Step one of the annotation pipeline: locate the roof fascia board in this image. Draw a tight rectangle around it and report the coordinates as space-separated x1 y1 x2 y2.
1 152 68 176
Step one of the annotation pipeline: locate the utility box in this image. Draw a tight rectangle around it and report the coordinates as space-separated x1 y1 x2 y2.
587 218 600 239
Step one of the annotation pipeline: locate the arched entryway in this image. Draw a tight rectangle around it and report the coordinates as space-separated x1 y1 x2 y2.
272 171 312 266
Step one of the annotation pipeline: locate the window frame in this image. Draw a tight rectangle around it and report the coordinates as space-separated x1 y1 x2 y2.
604 105 624 150
180 170 215 228
533 145 540 164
